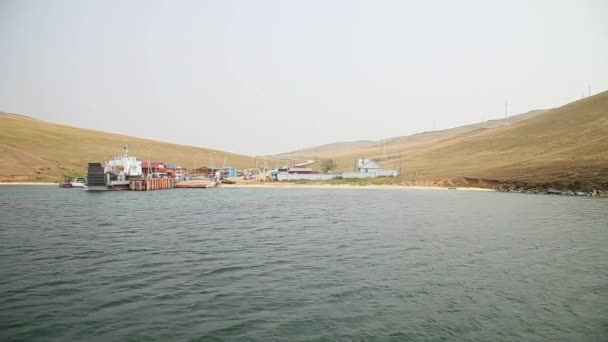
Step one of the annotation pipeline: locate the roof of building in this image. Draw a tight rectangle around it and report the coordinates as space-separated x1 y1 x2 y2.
142 162 164 168
359 160 384 169
289 167 313 172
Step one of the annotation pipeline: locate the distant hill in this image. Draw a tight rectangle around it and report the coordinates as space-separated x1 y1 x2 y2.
285 109 547 162
4 91 607 188
282 92 608 189
0 113 256 182
399 91 608 188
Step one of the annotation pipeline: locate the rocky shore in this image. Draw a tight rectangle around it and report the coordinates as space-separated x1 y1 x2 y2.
433 176 608 197
494 185 607 197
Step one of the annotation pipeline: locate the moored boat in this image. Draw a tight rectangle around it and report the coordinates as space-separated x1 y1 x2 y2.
59 177 88 188
87 146 143 191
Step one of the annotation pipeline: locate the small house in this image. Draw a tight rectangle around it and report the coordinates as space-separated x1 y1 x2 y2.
357 158 399 177
192 167 212 176
165 164 184 177
142 162 165 177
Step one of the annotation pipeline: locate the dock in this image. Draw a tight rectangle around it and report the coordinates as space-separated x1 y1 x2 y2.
86 146 230 191
174 179 217 189
129 178 176 191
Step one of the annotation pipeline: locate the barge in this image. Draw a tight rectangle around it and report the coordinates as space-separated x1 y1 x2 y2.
175 179 217 188
87 147 175 191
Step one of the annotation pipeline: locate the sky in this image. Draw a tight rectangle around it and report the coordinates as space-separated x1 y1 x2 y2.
1 0 607 155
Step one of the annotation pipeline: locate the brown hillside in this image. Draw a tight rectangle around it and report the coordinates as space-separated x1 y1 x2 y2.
283 92 608 188
397 91 608 186
0 113 257 182
285 109 547 166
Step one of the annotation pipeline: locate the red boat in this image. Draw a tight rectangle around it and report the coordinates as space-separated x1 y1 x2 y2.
58 181 72 188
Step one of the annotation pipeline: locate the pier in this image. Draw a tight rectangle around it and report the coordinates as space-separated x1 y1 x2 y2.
129 178 176 191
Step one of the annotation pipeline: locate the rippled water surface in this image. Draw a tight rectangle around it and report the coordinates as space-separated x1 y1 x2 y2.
1 186 607 341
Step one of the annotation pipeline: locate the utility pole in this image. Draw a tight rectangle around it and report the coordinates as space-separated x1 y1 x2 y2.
146 150 152 178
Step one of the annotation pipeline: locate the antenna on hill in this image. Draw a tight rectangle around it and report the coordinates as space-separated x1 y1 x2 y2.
588 84 592 97
504 100 508 118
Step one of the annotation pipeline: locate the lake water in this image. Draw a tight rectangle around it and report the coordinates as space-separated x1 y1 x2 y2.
1 186 607 341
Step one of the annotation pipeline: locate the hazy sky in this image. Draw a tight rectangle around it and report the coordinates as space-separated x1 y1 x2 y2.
1 0 607 155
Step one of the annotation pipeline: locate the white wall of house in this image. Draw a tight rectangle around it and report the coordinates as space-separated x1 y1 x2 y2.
356 158 399 176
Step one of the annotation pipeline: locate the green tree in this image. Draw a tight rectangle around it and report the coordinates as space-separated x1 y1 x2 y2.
320 159 337 173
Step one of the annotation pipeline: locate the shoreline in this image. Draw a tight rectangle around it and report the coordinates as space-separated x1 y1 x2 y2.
1 181 604 196
220 183 493 191
0 181 492 191
0 182 56 186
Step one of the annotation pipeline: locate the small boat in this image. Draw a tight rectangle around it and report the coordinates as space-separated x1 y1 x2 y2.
59 177 88 188
58 179 72 188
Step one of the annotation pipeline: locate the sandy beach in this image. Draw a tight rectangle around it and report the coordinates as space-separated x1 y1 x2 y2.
0 182 56 186
220 183 493 191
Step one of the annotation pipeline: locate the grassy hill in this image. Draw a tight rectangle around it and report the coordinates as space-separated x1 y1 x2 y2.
0 113 257 182
285 109 547 164
283 91 608 190
3 91 607 188
401 91 608 189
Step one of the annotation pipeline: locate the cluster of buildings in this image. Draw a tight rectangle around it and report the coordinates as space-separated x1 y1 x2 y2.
191 166 238 178
271 158 399 181
87 145 400 191
141 162 186 178
130 151 397 183
141 162 238 179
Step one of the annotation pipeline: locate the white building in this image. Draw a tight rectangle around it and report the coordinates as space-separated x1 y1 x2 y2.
356 158 399 177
